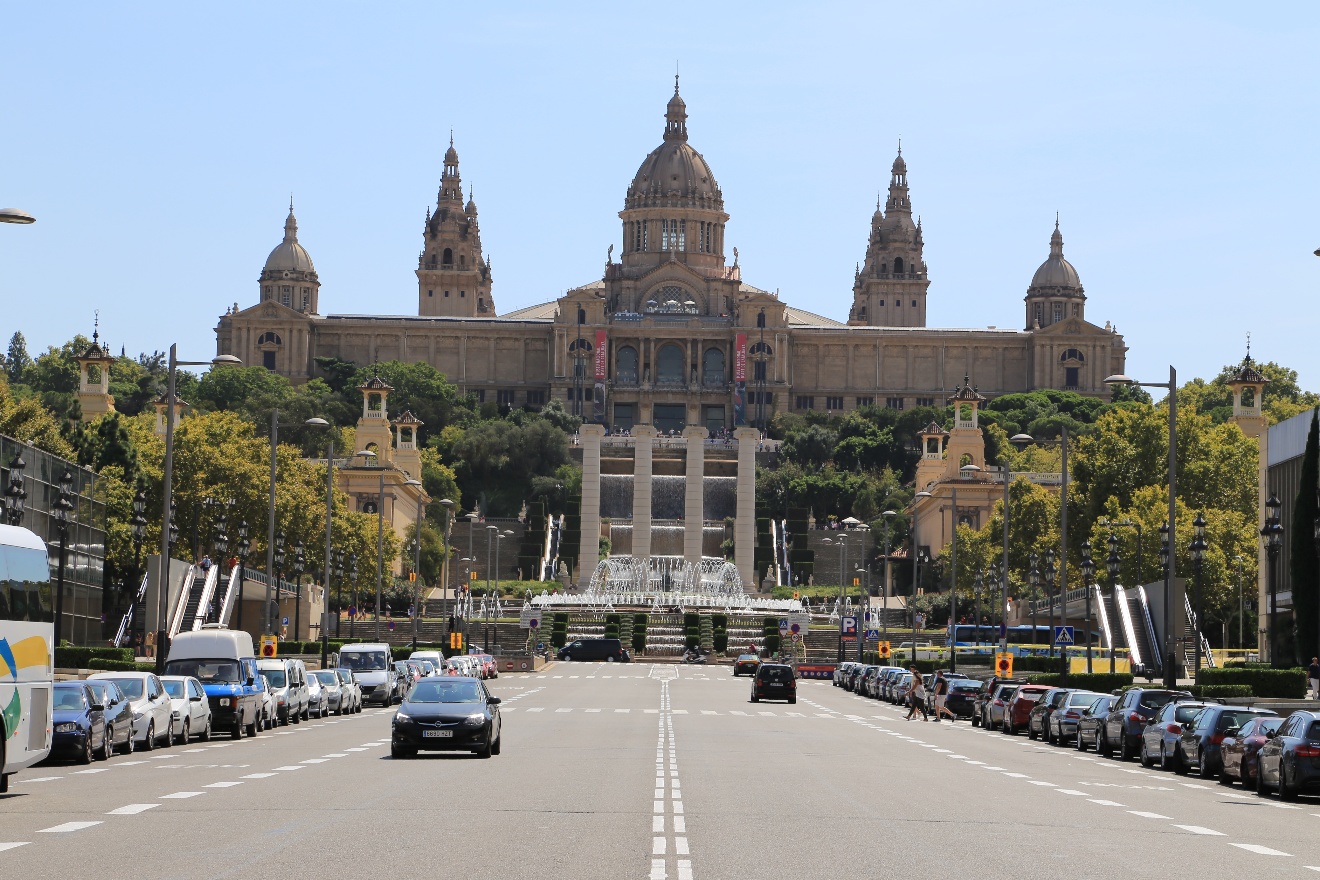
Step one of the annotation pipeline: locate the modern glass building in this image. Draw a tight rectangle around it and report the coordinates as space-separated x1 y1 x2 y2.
1 434 107 645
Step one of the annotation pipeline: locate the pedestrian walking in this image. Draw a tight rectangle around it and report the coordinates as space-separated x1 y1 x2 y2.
1309 657 1320 700
199 554 213 573
933 671 956 722
904 665 929 721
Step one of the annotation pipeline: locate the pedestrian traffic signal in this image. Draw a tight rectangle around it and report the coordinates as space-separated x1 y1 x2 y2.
409 571 416 583
995 652 1013 678
260 635 278 658
449 631 463 651
879 641 891 659
792 591 799 600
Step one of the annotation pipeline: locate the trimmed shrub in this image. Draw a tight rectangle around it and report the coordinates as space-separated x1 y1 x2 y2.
1028 672 1134 692
763 633 781 655
605 613 621 628
1188 684 1254 699
712 613 728 630
84 658 158 672
632 612 648 654
712 628 728 654
551 628 568 649
1196 667 1308 699
55 646 134 667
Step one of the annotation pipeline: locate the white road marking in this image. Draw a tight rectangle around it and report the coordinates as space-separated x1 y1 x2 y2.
322 753 348 757
0 843 30 852
72 768 108 775
1055 789 1087 796
1172 825 1224 836
16 776 61 783
675 837 690 855
204 781 244 788
271 765 306 771
653 836 666 854
106 804 159 815
1230 844 1291 856
1127 811 1170 819
38 821 103 833
677 859 693 880
1088 799 1125 806
299 758 329 764
241 773 278 779
160 791 205 799
650 859 667 880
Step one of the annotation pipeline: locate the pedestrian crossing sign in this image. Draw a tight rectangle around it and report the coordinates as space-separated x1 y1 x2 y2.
1053 625 1075 646
995 652 1013 678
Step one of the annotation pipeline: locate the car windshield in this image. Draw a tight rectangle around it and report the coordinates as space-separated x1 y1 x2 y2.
105 677 144 699
950 682 980 691
315 671 338 685
165 659 242 683
342 651 388 671
738 655 757 661
261 669 287 688
1218 711 1264 732
1068 692 1099 706
1173 705 1205 724
759 666 793 682
1254 717 1284 736
407 680 483 703
1017 691 1045 702
1138 692 1178 709
336 670 353 684
53 685 86 710
161 680 186 699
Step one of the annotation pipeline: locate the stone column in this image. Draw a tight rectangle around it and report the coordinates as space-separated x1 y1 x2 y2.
734 427 759 589
682 426 707 568
577 423 606 588
631 425 658 562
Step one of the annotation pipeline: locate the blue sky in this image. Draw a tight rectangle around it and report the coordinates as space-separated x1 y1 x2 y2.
2 3 1317 391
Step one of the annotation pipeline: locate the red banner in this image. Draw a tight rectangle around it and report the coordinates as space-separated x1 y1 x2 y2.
734 333 747 382
594 330 607 380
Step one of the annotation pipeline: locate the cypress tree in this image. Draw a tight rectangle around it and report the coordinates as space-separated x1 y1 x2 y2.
1290 407 1320 666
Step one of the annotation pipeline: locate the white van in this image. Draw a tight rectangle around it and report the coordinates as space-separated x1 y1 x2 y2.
163 627 263 738
339 643 397 706
410 651 445 676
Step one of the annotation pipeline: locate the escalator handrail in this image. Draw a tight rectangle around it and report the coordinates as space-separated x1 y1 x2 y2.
189 564 221 631
216 566 241 627
1134 585 1163 672
1114 585 1144 670
167 564 198 639
1093 583 1116 650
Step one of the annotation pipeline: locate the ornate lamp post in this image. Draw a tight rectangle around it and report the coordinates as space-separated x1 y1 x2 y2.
292 542 306 641
273 531 286 638
1190 513 1207 676
1081 540 1095 673
973 568 984 637
1028 552 1040 651
52 469 75 645
235 521 250 632
212 505 229 624
349 553 360 637
130 487 147 631
1261 494 1283 666
4 453 27 525
912 547 929 663
333 548 345 638
1159 523 1172 684
880 510 896 644
1106 533 1120 674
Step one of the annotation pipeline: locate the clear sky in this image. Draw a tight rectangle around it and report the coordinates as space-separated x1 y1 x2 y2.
2 3 1317 391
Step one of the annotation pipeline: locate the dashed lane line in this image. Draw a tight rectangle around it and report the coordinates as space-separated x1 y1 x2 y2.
38 822 103 833
106 804 159 815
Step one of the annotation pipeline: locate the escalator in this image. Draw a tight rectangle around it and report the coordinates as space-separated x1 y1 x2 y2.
1094 584 1117 653
184 564 220 631
1184 595 1215 671
113 571 150 647
1114 585 1160 676
213 566 242 627
166 564 199 638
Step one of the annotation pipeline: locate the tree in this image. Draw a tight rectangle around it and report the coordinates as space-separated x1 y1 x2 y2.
348 361 474 445
0 376 73 458
6 332 31 383
1290 408 1319 665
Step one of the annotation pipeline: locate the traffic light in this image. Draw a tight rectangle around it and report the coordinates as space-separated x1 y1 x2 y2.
995 652 1013 678
449 631 463 651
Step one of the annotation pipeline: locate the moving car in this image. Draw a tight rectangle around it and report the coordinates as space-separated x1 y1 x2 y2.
50 682 105 764
1140 701 1213 771
410 651 446 674
556 638 628 662
160 675 213 744
1177 705 1276 779
85 679 134 758
1101 687 1193 760
750 663 797 703
1045 691 1102 746
391 676 502 759
1219 714 1284 787
1074 695 1117 752
734 654 760 676
1256 709 1320 800
86 671 174 750
340 643 397 707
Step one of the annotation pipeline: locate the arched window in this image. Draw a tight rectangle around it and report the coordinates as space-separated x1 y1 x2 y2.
1241 387 1256 407
257 332 283 346
459 254 466 268
578 307 586 325
1058 349 1085 363
656 344 684 385
644 285 699 315
894 257 904 274
616 346 639 383
702 348 725 386
442 247 453 266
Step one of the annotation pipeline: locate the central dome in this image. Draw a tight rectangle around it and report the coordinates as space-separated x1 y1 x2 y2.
263 207 317 276
1028 222 1081 292
624 82 723 211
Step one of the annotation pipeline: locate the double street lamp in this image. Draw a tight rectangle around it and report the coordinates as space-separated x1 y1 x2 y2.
1081 540 1095 673
1261 494 1283 665
1189 513 1208 676
52 469 75 645
235 520 250 631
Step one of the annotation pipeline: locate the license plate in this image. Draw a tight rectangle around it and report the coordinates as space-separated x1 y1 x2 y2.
768 683 783 688
423 730 452 738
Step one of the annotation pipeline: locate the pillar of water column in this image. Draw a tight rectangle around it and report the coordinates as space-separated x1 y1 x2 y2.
631 425 657 563
577 423 606 588
734 426 759 589
682 426 707 570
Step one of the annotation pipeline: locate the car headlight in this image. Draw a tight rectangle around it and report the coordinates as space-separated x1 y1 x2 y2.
463 714 485 727
394 712 411 724
54 722 77 733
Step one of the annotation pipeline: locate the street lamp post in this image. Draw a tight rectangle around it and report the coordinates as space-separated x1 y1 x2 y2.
880 510 896 645
912 548 929 663
1028 552 1040 651
304 416 336 653
1081 540 1095 674
273 532 286 638
3 453 26 526
1233 555 1245 650
52 468 75 645
1262 494 1283 666
292 543 306 641
855 565 870 663
1106 534 1120 674
1045 550 1057 658
403 478 425 651
130 488 147 638
1159 524 1171 680
235 521 250 632
212 506 229 624
823 534 848 662
1190 512 1207 676
973 569 984 636
349 554 359 637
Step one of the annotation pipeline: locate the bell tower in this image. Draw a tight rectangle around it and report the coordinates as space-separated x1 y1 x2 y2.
417 136 494 317
849 146 929 327
75 322 116 421
356 375 395 466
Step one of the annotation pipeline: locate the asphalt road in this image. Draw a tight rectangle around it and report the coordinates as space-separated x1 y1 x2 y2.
3 664 1319 879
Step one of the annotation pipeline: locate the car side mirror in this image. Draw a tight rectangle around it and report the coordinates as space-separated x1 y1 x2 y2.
190 695 203 702
90 702 104 711
247 677 255 686
1265 730 1277 739
488 696 502 705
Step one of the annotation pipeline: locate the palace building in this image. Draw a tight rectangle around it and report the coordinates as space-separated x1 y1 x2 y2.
216 80 1128 434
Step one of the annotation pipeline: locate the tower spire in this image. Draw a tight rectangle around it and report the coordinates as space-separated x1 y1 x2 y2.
664 77 688 142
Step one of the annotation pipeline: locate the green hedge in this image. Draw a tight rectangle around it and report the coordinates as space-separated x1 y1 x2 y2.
1028 672 1133 692
1196 667 1308 699
632 613 648 654
605 613 621 627
83 658 158 672
54 646 135 667
763 633 781 655
712 613 728 630
712 628 728 654
1188 684 1254 700
551 629 567 649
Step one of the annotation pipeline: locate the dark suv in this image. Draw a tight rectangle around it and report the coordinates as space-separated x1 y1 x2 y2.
1101 687 1193 761
751 663 797 704
557 638 628 662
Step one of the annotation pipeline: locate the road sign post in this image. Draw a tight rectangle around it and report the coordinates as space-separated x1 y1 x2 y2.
840 615 858 642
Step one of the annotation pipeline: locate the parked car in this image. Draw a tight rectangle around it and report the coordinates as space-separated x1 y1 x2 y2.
256 673 274 730
390 675 502 759
1256 710 1320 800
305 672 328 718
876 668 905 700
892 672 915 705
750 663 797 703
1140 701 1213 771
1102 687 1194 761
335 668 362 714
1002 684 1052 735
1220 714 1285 787
1177 705 1276 778
1027 688 1074 741
85 679 135 757
313 670 345 714
1074 695 1117 752
87 671 174 750
984 683 1021 730
943 679 983 720
258 658 305 725
340 643 397 707
973 679 1022 727
415 659 437 677
50 682 105 764
410 651 445 674
1045 691 1102 745
734 654 761 676
160 675 214 744
474 654 499 679
833 662 855 686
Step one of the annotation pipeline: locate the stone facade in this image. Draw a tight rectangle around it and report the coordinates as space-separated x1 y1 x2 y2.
216 82 1128 427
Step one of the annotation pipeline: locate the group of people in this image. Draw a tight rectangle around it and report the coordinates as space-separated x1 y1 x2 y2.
903 666 959 723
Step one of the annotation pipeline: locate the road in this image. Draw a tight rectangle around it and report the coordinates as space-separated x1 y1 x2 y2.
3 664 1318 879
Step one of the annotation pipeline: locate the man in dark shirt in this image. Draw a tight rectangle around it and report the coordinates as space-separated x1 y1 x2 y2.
1309 657 1319 701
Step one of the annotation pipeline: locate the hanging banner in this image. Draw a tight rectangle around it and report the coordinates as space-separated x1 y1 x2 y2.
593 330 607 424
733 332 747 426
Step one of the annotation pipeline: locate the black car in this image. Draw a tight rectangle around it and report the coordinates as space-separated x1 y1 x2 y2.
939 679 982 719
557 638 629 662
1256 710 1320 800
391 676 502 759
1101 687 1193 761
1027 688 1074 741
1074 695 1117 752
85 679 135 757
1176 705 1276 779
50 682 105 764
751 663 797 703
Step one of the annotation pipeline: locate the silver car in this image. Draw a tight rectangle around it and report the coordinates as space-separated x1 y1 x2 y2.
313 670 344 715
160 675 214 743
87 672 174 750
305 673 328 718
335 668 361 714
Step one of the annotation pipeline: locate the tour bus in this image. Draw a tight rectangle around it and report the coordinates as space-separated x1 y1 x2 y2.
0 523 55 792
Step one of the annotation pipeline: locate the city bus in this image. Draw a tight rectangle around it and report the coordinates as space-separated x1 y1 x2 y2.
0 523 55 792
950 623 1101 653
